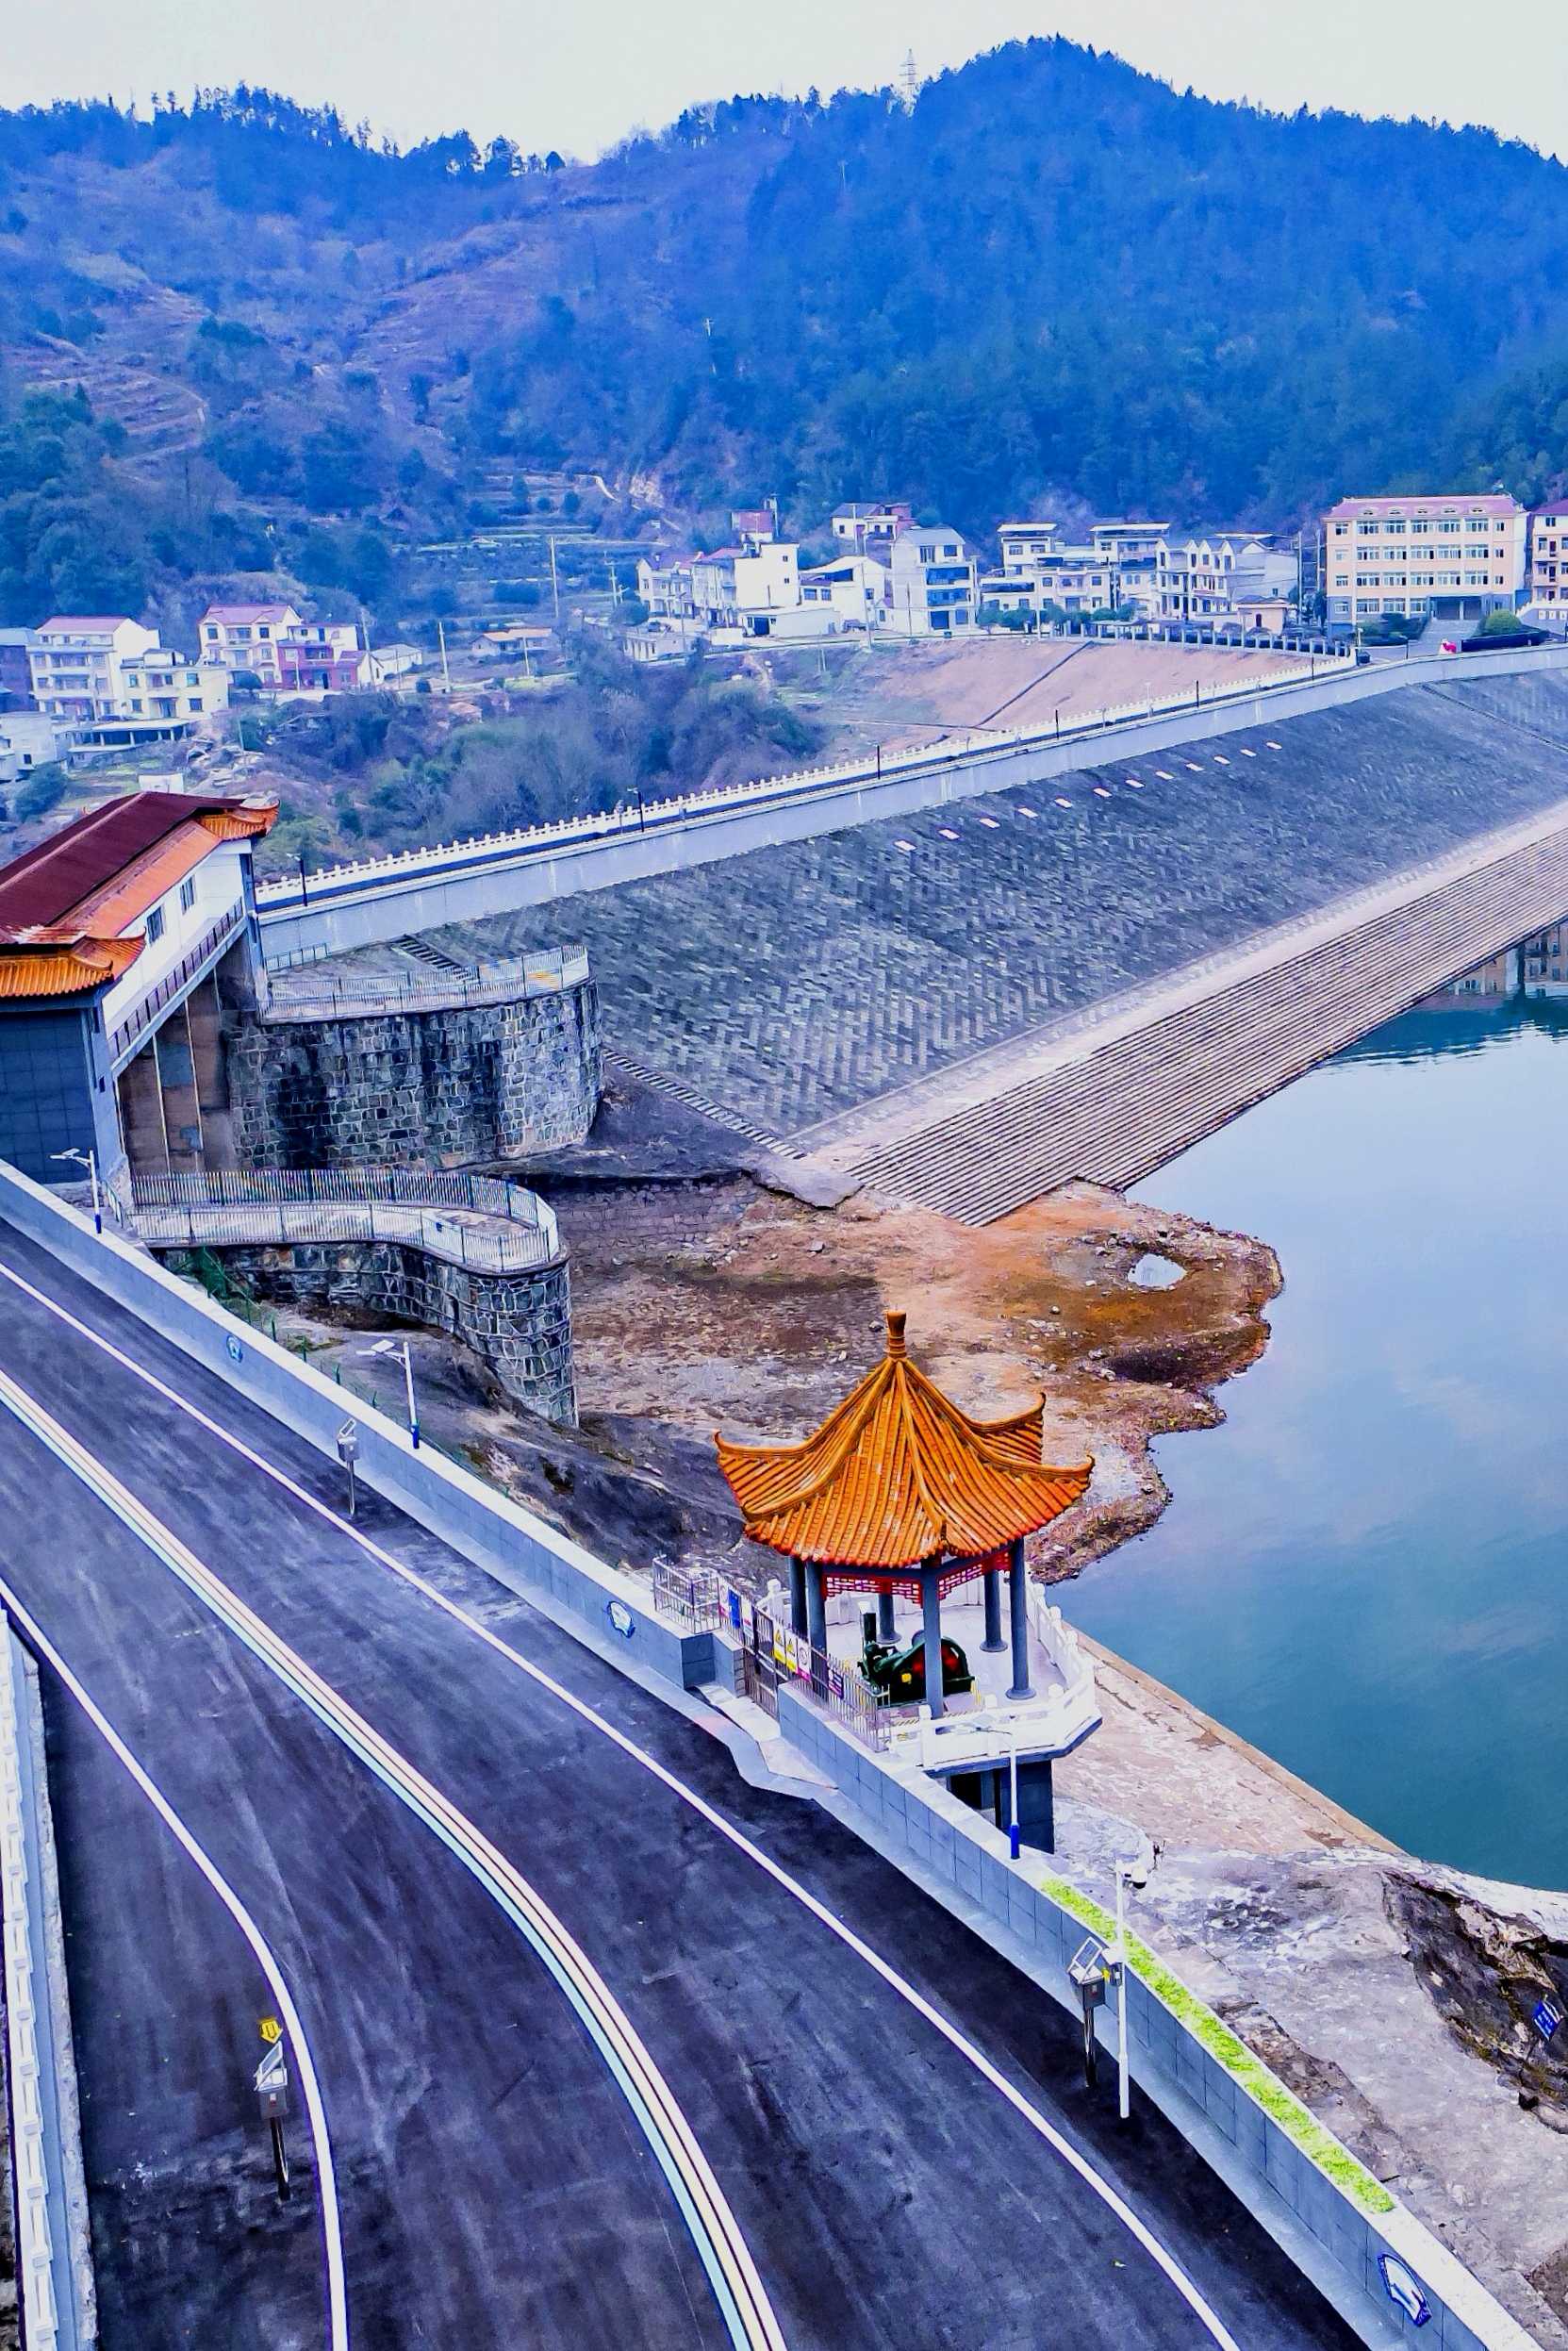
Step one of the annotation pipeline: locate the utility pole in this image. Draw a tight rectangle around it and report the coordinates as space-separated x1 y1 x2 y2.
437 618 451 690
549 537 560 621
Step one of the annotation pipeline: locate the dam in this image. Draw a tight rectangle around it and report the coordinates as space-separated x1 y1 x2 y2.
265 657 1568 1216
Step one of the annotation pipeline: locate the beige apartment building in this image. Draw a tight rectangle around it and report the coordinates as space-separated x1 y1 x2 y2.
1323 494 1525 628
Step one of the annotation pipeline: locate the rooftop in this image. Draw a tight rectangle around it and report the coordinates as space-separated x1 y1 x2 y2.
716 1309 1092 1569
1327 493 1521 518
0 791 276 942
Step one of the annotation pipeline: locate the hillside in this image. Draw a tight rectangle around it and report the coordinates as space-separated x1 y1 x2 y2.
5 41 1568 637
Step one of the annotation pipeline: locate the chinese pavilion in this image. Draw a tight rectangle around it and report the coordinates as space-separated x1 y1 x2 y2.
716 1310 1092 1717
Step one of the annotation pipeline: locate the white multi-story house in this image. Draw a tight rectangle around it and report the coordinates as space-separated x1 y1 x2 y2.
197 603 301 685
689 537 800 635
197 604 368 692
635 555 696 620
831 503 914 558
888 526 977 637
1323 494 1525 628
798 554 887 628
27 618 226 731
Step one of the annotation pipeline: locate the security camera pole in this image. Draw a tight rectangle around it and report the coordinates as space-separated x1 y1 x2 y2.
1112 1835 1158 2122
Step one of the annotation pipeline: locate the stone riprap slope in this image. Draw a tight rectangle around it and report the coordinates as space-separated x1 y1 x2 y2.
310 676 1568 1142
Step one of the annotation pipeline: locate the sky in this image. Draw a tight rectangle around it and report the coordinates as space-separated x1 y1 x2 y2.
4 0 1568 165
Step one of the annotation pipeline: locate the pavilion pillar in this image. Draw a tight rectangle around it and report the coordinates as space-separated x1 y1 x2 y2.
789 1556 808 1640
921 1562 947 1717
805 1559 827 1655
877 1586 897 1642
982 1566 1005 1652
1007 1535 1033 1700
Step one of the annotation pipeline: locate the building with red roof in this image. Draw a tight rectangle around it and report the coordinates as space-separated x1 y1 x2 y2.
0 788 277 1184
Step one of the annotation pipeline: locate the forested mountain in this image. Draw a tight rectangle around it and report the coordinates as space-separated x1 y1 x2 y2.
4 38 1568 628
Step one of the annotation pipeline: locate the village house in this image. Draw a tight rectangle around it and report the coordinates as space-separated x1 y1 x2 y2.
1322 493 1525 629
888 526 978 636
198 604 368 692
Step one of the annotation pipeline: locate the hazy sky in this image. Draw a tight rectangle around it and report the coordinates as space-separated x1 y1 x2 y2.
5 1 1568 164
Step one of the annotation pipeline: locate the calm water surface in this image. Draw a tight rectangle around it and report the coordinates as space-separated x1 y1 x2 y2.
1067 999 1568 1889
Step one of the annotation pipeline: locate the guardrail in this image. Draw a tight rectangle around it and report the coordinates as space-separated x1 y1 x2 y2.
107 901 246 1064
254 654 1344 917
263 944 592 1001
128 1166 561 1273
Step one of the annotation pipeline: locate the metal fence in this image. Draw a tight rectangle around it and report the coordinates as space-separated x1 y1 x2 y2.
128 1165 560 1273
262 945 590 1013
731 1601 889 1751
650 1558 725 1631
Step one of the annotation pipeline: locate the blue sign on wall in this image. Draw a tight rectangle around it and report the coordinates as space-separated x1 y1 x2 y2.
1533 1995 1563 2041
605 1598 635 1639
1378 2254 1431 2327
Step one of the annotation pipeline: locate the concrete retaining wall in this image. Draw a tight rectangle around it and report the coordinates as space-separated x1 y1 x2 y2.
0 1157 1531 2351
0 1622 94 2351
155 1237 577 1426
224 976 600 1167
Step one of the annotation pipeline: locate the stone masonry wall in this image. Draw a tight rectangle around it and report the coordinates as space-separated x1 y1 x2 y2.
161 1238 576 1425
223 976 600 1169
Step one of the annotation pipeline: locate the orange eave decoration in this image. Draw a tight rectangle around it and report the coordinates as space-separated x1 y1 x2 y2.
196 805 278 845
715 1310 1093 1568
0 937 143 1000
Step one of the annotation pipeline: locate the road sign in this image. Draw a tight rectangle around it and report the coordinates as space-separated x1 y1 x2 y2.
258 2016 282 2045
1378 2253 1431 2326
1533 1995 1563 2041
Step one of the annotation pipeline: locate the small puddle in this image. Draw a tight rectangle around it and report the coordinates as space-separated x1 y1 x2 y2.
1129 1252 1185 1289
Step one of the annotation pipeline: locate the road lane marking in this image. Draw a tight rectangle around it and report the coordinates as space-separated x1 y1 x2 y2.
0 1259 1241 2349
0 1365 785 2351
0 1581 350 2351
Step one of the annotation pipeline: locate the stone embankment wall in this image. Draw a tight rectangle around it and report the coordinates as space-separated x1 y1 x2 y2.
223 976 600 1169
160 1238 576 1426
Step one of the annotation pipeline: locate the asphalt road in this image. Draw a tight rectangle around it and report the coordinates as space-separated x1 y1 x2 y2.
0 1219 1363 2351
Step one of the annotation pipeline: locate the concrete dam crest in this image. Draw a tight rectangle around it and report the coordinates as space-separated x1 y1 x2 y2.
277 664 1568 1223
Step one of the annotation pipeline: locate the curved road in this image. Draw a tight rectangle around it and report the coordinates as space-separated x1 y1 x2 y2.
0 1220 1362 2349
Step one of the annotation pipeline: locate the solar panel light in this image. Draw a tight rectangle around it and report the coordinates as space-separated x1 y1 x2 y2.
360 1336 421 1448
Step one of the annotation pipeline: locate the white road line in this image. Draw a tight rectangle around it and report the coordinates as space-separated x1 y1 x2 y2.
0 1364 785 2351
0 1258 1243 2349
0 1578 351 2351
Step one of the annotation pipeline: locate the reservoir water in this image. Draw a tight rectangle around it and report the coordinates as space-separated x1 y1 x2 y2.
1067 996 1568 1891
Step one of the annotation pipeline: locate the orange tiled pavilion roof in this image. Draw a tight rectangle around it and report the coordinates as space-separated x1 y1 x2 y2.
715 1310 1093 1569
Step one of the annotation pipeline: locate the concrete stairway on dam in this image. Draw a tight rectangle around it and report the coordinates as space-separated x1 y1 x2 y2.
820 798 1568 1225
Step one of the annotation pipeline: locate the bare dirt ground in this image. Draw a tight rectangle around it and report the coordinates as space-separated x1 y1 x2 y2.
781 633 1313 759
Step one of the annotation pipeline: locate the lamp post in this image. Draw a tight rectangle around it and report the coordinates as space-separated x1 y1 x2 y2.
51 1147 101 1233
1110 1835 1158 2122
360 1337 420 1448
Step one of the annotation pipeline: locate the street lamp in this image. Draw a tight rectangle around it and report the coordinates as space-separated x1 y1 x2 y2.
360 1336 420 1448
1110 1833 1160 2122
51 1146 101 1233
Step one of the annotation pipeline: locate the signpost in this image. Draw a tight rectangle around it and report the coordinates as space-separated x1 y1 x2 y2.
255 2018 291 2201
1067 1937 1110 2090
1533 1995 1563 2043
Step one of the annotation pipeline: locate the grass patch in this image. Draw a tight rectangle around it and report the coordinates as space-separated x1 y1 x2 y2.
1041 1874 1395 2215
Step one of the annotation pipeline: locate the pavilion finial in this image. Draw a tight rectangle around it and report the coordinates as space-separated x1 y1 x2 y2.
885 1309 907 1359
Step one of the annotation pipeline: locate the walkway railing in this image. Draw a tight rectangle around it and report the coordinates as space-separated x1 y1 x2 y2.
129 1165 560 1273
264 944 591 1001
108 900 246 1063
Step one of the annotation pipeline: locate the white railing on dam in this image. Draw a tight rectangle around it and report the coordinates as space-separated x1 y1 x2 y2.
127 1166 561 1274
256 650 1342 923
